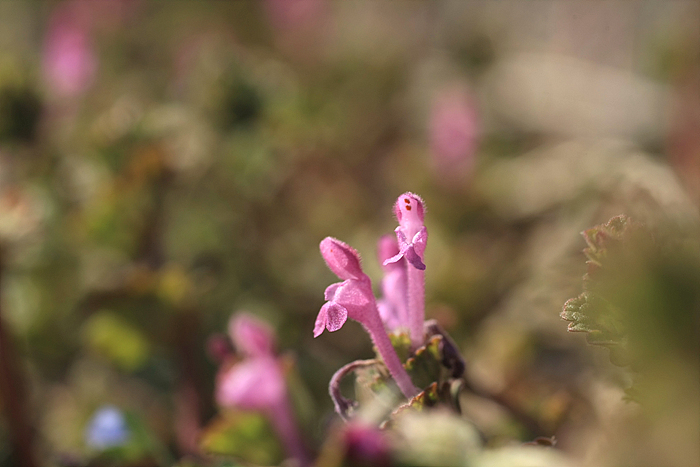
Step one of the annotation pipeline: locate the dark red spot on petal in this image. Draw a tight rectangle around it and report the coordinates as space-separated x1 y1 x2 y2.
406 206 412 211
404 198 410 204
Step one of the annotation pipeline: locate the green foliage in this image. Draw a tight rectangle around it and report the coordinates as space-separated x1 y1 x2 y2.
560 215 644 367
199 411 284 466
403 336 445 390
344 330 463 420
82 310 151 371
562 214 700 399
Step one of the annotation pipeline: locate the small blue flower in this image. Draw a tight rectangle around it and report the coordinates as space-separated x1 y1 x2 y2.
85 405 130 450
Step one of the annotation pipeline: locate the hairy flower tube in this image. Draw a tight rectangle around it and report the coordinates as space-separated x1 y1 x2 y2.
383 192 428 348
316 237 419 399
216 313 309 466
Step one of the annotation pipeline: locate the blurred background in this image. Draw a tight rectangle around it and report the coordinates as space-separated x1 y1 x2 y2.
0 1 698 466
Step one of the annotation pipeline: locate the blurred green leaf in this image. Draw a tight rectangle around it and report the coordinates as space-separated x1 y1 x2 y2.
82 310 151 371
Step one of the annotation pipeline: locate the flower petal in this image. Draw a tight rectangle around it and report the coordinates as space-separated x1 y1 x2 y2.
403 245 426 270
324 302 348 332
314 304 328 338
320 237 365 281
378 235 400 268
382 229 408 266
324 282 342 301
411 226 428 259
331 280 374 320
314 301 349 337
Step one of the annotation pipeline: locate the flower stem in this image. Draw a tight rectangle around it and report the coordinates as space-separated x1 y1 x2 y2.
366 313 418 399
268 398 310 467
407 266 425 348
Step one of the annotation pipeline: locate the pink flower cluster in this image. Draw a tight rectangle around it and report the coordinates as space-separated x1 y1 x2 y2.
315 192 430 400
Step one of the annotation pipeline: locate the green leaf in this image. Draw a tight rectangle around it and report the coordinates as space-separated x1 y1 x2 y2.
561 215 646 368
82 310 150 371
199 411 284 465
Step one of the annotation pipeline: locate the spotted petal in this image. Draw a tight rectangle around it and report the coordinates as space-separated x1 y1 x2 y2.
314 301 349 337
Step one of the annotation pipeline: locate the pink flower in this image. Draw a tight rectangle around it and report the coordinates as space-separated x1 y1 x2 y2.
429 88 480 181
42 3 98 98
216 313 308 465
343 422 392 466
316 237 418 399
216 357 286 411
383 193 428 347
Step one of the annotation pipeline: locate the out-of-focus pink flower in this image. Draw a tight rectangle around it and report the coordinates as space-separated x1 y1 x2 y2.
343 422 392 466
42 3 98 98
216 357 286 411
263 0 326 32
215 312 309 465
429 87 480 181
228 313 276 358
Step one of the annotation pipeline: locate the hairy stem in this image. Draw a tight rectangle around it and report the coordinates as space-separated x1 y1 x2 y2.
366 313 418 399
